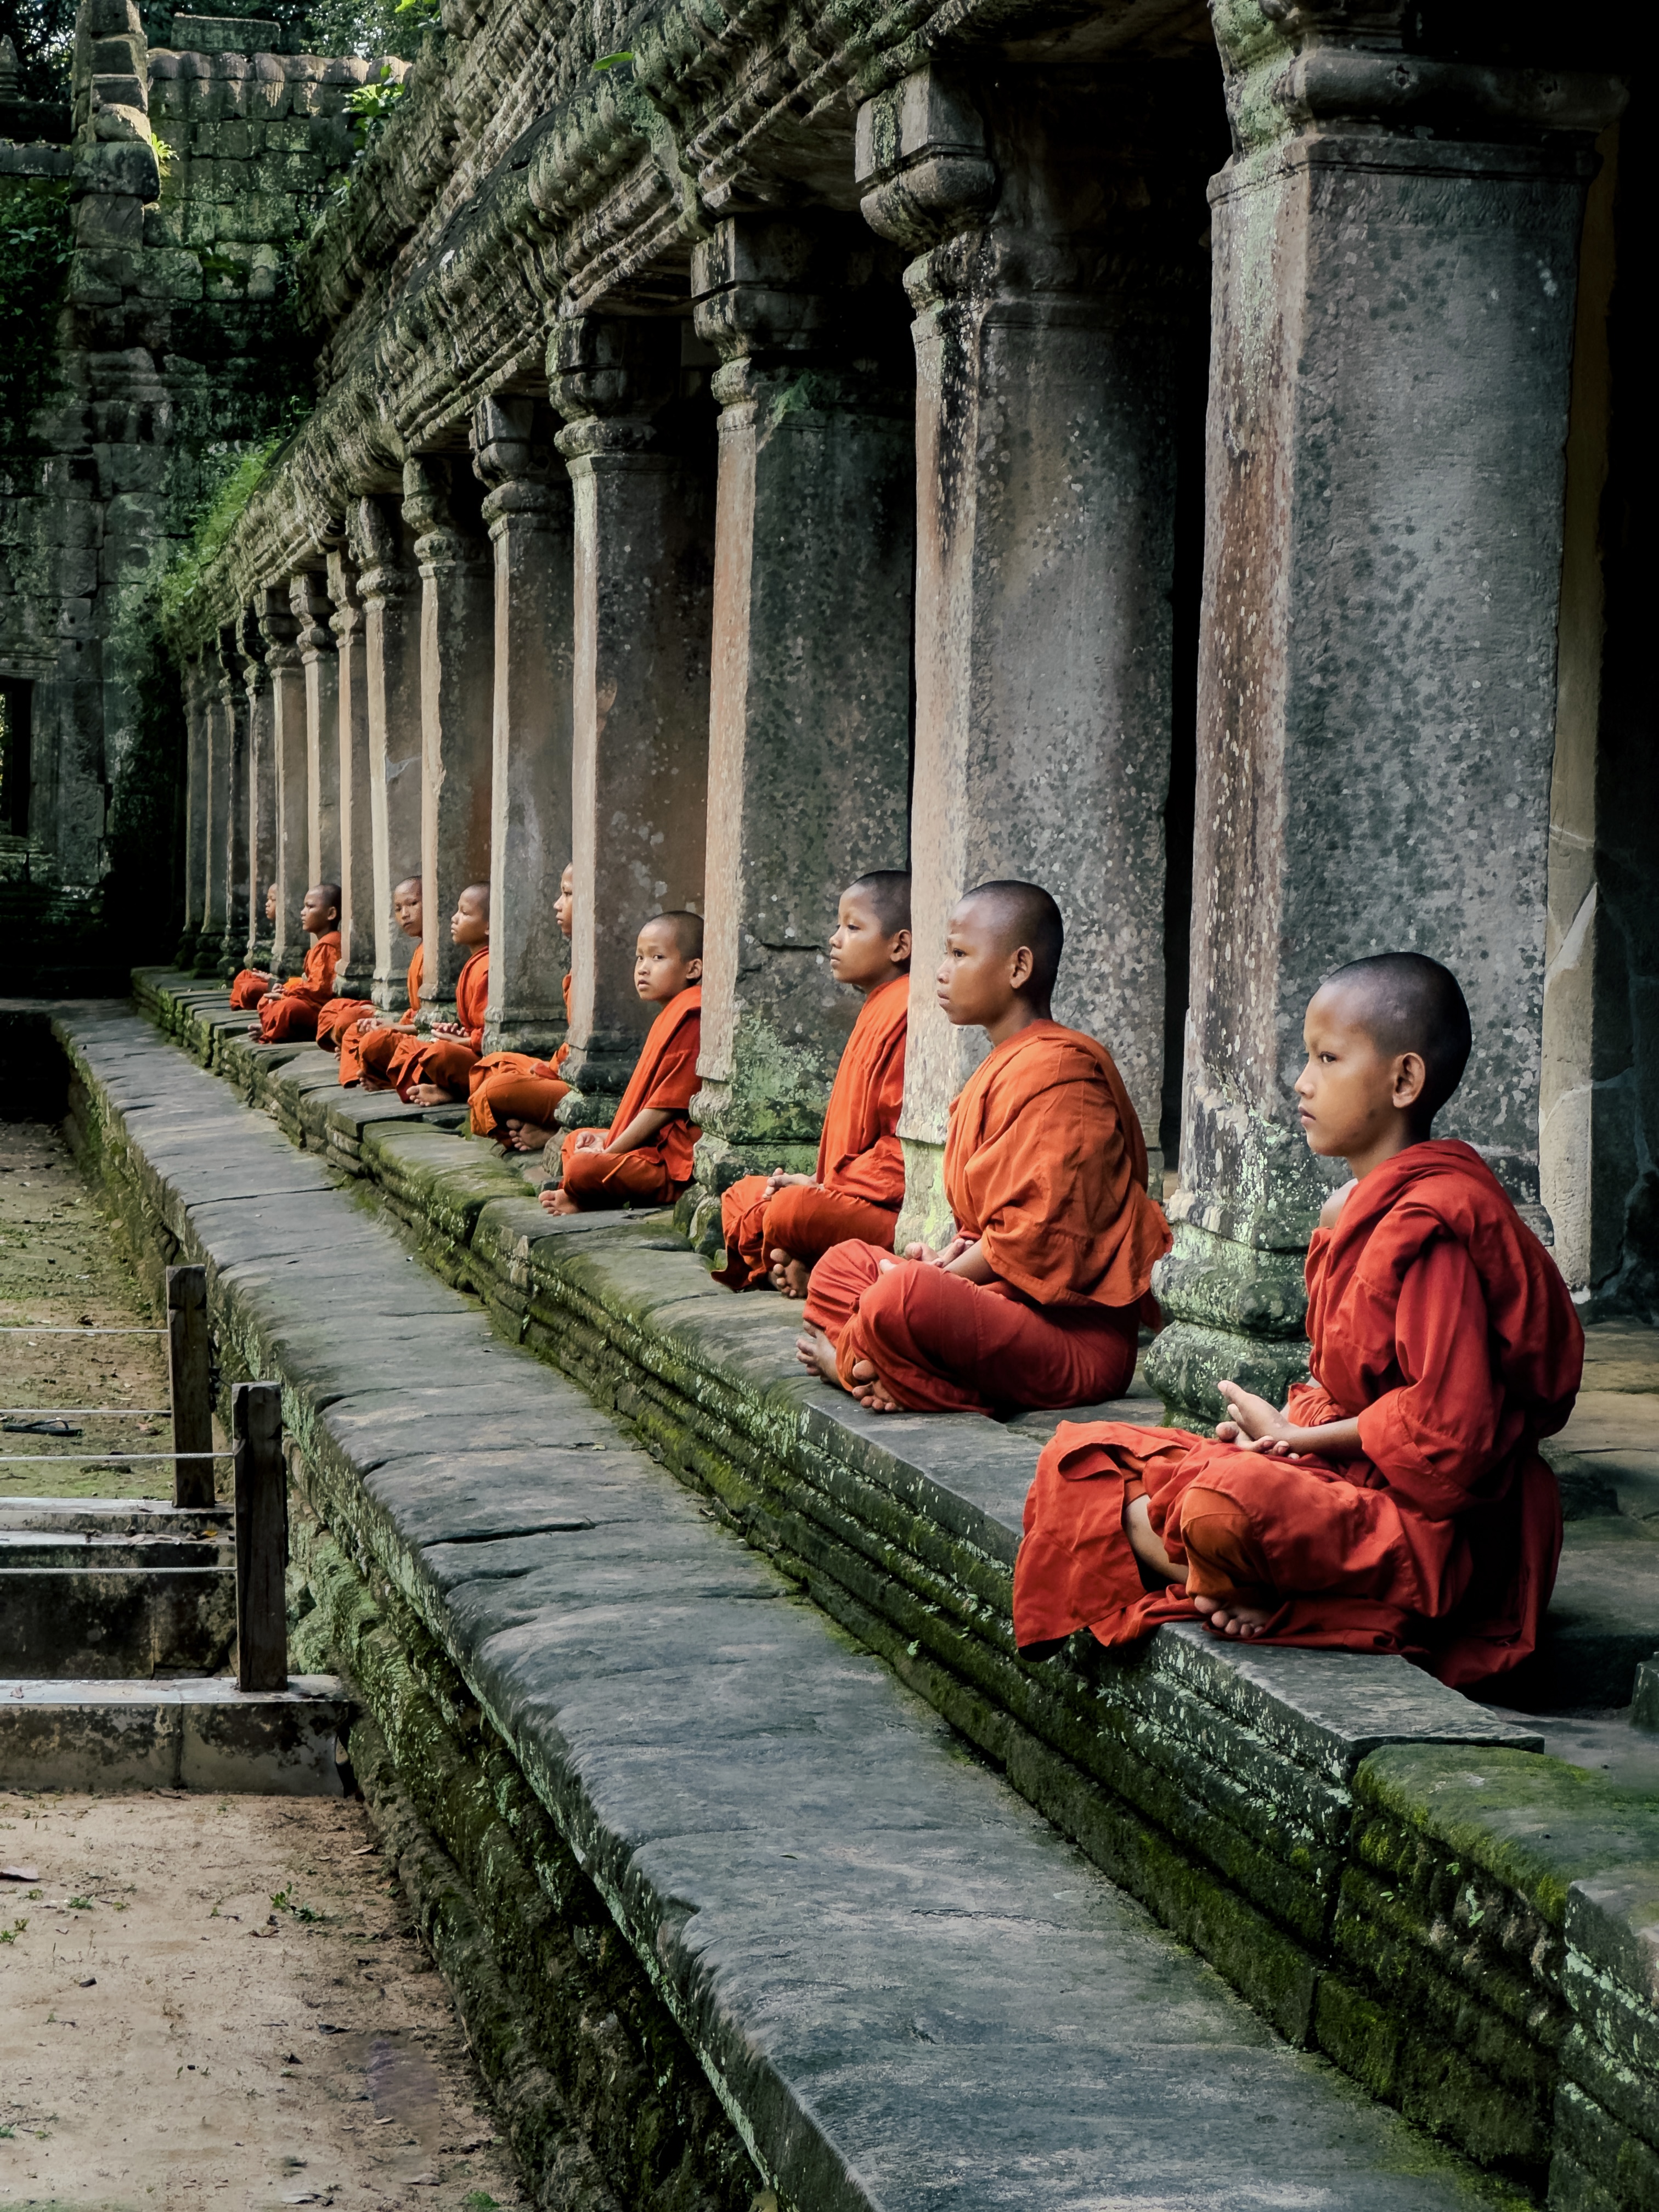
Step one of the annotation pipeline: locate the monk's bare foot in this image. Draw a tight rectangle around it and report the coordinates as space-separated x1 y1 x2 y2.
847 1357 902 1414
360 1075 391 1092
503 1118 557 1154
246 1023 262 1041
767 1246 811 1299
1191 1592 1273 1639
410 1082 455 1105
795 1325 840 1385
540 1187 579 1216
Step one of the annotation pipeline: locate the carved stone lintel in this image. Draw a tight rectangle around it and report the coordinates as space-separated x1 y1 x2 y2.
855 65 997 259
289 569 334 661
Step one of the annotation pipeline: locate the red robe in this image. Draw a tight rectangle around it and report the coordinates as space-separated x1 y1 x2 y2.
558 986 701 1210
229 968 272 1010
804 1019 1170 1414
470 972 573 1138
715 973 909 1288
255 933 341 1041
1012 1140 1584 1689
376 947 489 1098
336 946 423 1086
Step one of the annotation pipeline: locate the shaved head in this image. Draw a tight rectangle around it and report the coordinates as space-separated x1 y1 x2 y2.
315 882 341 910
653 909 703 961
958 880 1064 1000
394 875 421 896
461 882 489 914
845 870 911 939
1322 952 1471 1121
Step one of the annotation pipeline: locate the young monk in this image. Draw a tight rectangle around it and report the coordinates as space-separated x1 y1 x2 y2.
228 885 279 1008
247 884 341 1043
540 911 701 1215
714 870 911 1295
362 883 489 1103
470 863 575 1149
317 876 422 1070
1011 952 1584 1691
797 881 1170 1415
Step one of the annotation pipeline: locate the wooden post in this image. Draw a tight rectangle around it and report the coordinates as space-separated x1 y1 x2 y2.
167 1265 215 1509
233 1382 287 1693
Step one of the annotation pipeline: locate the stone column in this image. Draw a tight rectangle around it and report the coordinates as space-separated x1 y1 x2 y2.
472 396 575 1056
348 495 423 1012
1142 12 1624 1421
176 652 210 969
194 664 228 975
291 568 338 891
857 63 1209 1240
549 314 714 1125
329 548 374 998
241 606 275 973
404 455 493 1022
689 216 915 1190
214 623 249 978
256 582 306 978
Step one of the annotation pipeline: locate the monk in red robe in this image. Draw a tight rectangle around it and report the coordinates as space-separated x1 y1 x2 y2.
317 876 420 1071
470 863 575 1148
540 911 701 1214
363 883 489 1103
229 884 279 1008
329 877 422 1084
798 881 1170 1417
715 870 911 1295
247 884 341 1043
1012 952 1583 1692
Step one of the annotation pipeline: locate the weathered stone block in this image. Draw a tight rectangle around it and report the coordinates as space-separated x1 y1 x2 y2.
74 190 144 245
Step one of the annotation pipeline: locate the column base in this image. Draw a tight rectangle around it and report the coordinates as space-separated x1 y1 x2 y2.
174 929 199 969
193 934 227 979
1144 1207 1312 1427
335 958 375 1001
483 1014 568 1058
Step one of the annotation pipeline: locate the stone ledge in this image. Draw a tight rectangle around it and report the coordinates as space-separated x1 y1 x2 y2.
110 969 1659 2194
47 995 1532 2212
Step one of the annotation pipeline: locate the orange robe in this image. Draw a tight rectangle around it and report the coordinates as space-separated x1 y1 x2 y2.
804 1020 1170 1415
714 973 910 1288
255 933 341 1042
229 968 272 1010
336 947 423 1086
1011 1140 1584 1690
470 972 573 1138
558 986 701 1210
379 948 488 1098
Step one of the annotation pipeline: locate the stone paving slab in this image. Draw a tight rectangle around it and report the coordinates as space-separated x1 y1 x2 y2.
44 1001 1514 2210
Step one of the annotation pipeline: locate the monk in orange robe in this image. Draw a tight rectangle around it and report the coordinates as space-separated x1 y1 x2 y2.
327 877 422 1082
1012 952 1584 1692
540 911 701 1214
715 870 911 1295
798 881 1170 1417
229 885 279 1008
247 884 341 1043
366 883 489 1103
470 863 575 1148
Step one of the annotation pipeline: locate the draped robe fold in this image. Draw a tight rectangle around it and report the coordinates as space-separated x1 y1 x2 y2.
335 946 423 1086
804 1019 1170 1414
255 933 341 1042
470 973 573 1138
714 973 909 1288
376 949 488 1098
557 986 701 1210
1011 1140 1583 1689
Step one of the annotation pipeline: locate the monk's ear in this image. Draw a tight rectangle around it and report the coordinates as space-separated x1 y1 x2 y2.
1392 1051 1427 1114
1009 943 1035 996
889 927 912 968
686 955 703 981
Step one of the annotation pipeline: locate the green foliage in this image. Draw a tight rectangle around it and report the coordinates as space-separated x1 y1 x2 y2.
344 61 407 153
592 47 633 70
0 176 73 464
0 0 73 104
158 432 287 624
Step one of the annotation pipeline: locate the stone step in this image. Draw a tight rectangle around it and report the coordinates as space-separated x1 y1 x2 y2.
0 1496 231 1538
0 1528 233 1569
0 1675 352 1793
0 1563 236 1677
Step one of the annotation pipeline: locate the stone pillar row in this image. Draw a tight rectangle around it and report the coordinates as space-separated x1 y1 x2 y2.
193 8 1620 1428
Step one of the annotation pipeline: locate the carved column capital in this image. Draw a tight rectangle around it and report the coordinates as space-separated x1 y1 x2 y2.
403 455 488 577
255 582 301 672
347 495 413 608
1212 1 1624 161
289 569 334 663
855 64 997 275
236 603 268 697
471 394 556 534
326 548 363 644
548 314 679 461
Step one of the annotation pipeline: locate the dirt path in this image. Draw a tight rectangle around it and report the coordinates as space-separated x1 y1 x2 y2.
0 1788 528 2212
0 1117 178 1500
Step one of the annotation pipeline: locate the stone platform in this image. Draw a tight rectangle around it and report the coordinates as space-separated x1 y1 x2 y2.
19 984 1659 2209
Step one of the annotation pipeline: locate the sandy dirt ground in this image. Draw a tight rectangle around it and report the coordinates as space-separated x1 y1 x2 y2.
0 1788 527 2212
0 1118 183 1502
